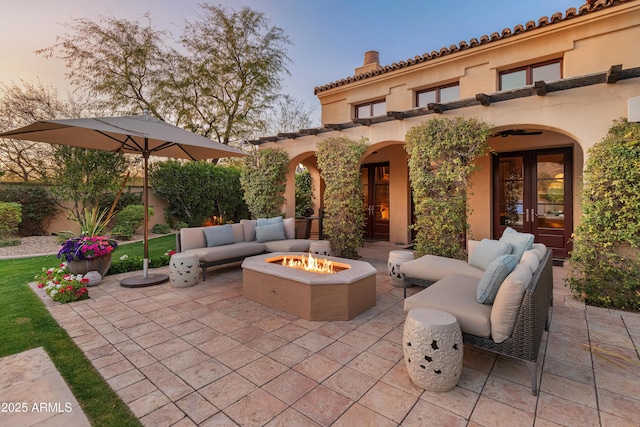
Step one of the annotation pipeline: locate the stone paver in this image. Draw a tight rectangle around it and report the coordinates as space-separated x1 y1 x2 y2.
4 241 640 426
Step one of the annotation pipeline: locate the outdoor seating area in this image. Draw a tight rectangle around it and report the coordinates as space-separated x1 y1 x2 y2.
24 242 640 426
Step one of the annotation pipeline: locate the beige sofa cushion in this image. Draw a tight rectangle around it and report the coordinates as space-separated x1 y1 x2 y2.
263 239 311 252
491 264 532 343
240 219 257 241
404 274 492 338
401 255 484 283
519 250 540 274
283 218 295 239
185 241 265 263
180 226 207 252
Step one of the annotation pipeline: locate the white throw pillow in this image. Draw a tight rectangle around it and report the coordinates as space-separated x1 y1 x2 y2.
519 250 541 274
491 264 533 343
468 239 513 270
476 254 519 304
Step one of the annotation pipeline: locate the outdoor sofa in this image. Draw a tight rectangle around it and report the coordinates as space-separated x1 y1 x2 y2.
402 228 553 395
177 217 312 279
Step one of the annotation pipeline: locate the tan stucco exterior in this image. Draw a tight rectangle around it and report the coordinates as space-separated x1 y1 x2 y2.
259 1 640 253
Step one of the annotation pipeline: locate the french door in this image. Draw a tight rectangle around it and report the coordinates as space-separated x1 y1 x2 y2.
493 148 573 258
362 163 390 240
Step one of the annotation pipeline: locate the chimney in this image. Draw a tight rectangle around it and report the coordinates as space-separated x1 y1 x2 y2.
355 50 382 75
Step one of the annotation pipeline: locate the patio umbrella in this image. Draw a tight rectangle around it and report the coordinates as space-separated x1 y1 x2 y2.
0 113 247 287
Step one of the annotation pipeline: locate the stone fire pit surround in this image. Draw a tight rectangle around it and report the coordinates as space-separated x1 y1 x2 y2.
241 252 377 321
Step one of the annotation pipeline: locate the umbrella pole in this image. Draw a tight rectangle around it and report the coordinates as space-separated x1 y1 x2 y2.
143 150 150 278
120 139 169 288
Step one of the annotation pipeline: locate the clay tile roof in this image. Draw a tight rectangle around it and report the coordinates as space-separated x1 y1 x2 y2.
314 0 636 94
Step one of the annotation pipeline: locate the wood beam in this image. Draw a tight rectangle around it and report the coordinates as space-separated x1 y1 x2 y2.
534 80 547 96
476 93 491 106
277 132 299 139
300 128 320 135
428 103 446 114
387 111 406 120
353 118 373 126
606 64 623 83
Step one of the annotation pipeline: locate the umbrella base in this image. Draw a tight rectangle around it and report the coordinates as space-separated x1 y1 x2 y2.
120 273 170 288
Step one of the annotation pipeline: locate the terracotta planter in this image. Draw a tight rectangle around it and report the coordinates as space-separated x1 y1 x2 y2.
67 253 113 277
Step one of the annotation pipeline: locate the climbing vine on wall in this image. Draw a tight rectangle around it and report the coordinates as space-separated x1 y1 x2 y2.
405 116 491 258
317 136 368 259
567 119 640 311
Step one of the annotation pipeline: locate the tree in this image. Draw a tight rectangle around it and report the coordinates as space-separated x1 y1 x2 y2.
51 146 130 220
39 5 292 147
0 81 82 182
317 136 368 259
37 14 167 118
263 95 317 136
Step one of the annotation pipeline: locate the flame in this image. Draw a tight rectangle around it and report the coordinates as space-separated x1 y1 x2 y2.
281 253 335 274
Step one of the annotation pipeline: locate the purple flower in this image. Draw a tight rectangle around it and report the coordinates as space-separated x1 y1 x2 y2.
57 236 118 262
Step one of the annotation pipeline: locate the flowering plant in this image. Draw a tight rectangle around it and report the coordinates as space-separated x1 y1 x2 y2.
35 263 90 303
57 235 118 262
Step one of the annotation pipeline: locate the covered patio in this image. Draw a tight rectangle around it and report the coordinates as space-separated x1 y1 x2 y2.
31 242 640 425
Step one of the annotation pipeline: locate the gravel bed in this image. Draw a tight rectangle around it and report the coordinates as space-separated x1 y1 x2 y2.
0 233 168 259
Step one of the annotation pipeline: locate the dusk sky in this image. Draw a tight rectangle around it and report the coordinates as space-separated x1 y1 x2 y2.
1 0 584 123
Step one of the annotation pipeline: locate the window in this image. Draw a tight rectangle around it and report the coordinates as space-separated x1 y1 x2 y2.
355 99 386 118
416 83 460 107
500 60 561 90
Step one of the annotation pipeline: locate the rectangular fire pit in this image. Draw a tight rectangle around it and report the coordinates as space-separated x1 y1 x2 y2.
241 252 377 321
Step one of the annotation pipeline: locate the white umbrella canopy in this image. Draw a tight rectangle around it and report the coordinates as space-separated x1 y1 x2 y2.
0 114 247 287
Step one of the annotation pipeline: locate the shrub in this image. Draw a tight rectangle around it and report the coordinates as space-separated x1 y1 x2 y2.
240 148 289 218
567 119 640 311
0 202 21 237
0 183 58 236
0 237 21 247
108 253 171 275
98 189 142 213
150 160 249 227
405 117 491 258
111 205 153 240
317 136 368 259
151 223 171 234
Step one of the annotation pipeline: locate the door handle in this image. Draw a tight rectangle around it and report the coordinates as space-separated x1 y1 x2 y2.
525 209 529 223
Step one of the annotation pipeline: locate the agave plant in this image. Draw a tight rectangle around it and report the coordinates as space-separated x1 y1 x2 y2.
69 206 116 237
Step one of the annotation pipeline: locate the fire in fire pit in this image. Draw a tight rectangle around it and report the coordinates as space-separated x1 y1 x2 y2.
269 253 350 274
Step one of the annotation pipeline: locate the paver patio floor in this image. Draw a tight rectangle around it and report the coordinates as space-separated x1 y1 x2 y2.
30 242 640 426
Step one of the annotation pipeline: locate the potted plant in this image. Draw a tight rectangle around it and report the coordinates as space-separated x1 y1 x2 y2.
58 235 118 276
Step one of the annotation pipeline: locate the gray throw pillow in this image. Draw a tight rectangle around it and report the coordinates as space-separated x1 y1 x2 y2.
256 222 286 242
476 254 518 304
203 224 235 247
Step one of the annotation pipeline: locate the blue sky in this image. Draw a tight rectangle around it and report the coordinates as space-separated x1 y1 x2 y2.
1 0 584 123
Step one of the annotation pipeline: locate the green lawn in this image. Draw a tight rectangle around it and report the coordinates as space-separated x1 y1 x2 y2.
0 234 176 426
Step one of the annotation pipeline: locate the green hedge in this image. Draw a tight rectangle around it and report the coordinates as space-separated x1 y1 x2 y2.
0 183 58 236
0 202 21 237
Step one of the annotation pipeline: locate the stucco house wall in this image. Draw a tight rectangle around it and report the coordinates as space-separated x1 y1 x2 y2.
258 0 640 252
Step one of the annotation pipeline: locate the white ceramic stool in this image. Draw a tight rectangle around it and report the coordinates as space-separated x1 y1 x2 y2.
403 308 463 392
309 240 331 256
169 253 199 288
388 250 414 287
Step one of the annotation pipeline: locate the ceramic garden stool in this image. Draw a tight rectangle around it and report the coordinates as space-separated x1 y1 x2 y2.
169 253 199 288
309 240 331 256
403 308 463 392
388 250 414 287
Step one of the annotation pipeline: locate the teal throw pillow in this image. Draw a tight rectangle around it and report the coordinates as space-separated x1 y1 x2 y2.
468 239 513 270
256 222 286 242
257 216 283 226
476 254 519 304
499 227 534 261
203 224 235 247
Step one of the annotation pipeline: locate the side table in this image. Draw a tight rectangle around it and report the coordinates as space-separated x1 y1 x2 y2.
309 240 331 256
403 308 463 391
388 250 414 287
169 253 199 288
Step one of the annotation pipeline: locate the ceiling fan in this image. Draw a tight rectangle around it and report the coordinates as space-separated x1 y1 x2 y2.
492 129 543 137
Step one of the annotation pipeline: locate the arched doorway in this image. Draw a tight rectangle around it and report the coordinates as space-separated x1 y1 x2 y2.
491 129 575 258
